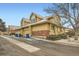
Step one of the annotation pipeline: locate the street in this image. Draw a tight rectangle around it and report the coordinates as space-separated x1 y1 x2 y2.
0 36 79 56
0 36 32 56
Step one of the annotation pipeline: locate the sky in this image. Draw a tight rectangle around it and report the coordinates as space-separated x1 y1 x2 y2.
0 3 52 27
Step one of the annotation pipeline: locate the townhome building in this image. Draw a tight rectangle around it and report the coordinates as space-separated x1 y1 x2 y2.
12 12 70 39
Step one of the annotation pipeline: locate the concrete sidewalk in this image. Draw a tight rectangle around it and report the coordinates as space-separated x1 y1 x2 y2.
4 35 79 47
7 35 79 47
0 35 40 53
31 37 79 47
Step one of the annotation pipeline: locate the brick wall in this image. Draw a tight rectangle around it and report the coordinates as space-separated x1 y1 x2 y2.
32 30 49 36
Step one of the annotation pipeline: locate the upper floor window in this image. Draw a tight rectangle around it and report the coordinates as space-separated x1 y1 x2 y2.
30 15 36 23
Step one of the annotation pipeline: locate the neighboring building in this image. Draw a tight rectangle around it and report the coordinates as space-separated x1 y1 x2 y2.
8 25 20 35
14 12 70 39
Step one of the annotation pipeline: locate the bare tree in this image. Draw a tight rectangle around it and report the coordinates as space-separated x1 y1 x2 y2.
44 3 79 40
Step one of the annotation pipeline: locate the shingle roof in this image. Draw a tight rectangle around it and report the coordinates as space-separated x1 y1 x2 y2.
29 12 43 20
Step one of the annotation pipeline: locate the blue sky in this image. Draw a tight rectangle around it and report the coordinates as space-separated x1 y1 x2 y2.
0 3 52 27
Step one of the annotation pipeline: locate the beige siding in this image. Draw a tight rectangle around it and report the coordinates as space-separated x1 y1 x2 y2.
50 24 65 35
32 23 49 31
23 27 30 34
49 16 61 26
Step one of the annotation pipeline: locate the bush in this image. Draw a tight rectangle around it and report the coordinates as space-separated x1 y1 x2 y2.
66 31 75 37
46 34 67 40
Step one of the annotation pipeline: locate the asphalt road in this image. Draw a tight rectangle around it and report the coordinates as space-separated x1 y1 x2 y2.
0 36 79 56
0 36 32 56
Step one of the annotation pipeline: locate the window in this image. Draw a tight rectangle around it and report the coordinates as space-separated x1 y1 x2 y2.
30 15 36 23
51 25 55 34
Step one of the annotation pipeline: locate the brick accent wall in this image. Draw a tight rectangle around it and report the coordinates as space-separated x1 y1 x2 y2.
32 30 49 36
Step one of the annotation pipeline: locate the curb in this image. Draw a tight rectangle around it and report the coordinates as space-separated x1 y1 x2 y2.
31 37 79 48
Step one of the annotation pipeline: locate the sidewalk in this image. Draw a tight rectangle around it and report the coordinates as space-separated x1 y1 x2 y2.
31 37 79 47
7 35 79 47
4 35 79 48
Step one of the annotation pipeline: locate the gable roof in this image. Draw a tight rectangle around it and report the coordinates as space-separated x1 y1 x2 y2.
29 12 43 20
